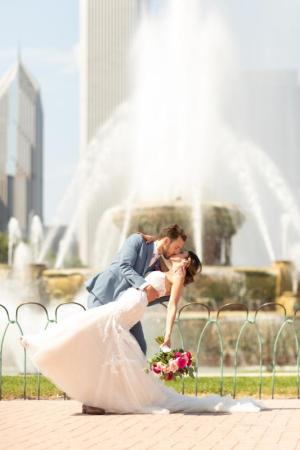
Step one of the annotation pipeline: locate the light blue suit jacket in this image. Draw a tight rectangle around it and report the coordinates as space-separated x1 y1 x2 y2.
85 233 155 307
85 233 169 355
85 233 170 354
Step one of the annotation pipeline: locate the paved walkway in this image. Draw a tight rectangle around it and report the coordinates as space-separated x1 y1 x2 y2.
0 399 300 450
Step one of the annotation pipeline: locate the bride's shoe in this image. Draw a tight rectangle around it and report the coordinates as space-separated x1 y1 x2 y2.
82 404 105 415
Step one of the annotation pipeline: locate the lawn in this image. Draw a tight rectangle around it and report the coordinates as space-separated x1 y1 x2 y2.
169 375 300 398
0 375 299 400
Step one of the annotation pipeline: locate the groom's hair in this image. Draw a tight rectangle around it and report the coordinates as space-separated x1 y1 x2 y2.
158 224 187 242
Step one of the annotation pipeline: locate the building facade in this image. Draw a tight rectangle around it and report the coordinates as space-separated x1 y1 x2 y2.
80 0 142 151
228 70 300 193
223 69 300 264
79 0 141 264
0 60 43 235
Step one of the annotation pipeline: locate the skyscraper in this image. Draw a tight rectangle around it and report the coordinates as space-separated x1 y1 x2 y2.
79 0 141 264
0 58 43 235
80 0 141 151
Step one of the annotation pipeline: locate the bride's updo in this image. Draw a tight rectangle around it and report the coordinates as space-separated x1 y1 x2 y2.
184 251 202 285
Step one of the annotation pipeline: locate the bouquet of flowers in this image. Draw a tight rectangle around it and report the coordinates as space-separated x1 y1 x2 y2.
147 337 195 381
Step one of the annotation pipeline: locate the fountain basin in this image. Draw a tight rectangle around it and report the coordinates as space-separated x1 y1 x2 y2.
185 266 277 309
0 260 298 307
113 201 245 265
42 269 92 301
0 264 10 282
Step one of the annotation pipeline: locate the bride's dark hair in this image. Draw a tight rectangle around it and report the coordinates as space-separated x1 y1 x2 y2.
184 251 202 286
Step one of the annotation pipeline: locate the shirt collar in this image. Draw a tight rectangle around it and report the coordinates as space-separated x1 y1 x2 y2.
153 241 159 256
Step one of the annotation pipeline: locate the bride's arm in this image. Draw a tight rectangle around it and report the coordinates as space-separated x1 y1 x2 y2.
162 272 185 348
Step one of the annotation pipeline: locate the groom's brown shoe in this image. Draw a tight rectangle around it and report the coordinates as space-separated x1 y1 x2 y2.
82 404 105 415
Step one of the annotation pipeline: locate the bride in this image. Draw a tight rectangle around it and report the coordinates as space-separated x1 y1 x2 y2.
20 251 264 414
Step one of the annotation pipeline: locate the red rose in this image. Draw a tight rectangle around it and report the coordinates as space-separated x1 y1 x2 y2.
166 372 174 381
152 364 162 374
174 352 182 358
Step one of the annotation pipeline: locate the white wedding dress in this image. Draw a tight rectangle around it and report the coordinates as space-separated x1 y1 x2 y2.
20 271 264 414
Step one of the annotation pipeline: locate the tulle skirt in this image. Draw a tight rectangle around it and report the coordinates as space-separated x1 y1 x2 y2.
20 288 264 414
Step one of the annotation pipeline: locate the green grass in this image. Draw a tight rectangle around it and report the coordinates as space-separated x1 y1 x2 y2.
0 376 64 400
168 376 300 398
0 375 299 400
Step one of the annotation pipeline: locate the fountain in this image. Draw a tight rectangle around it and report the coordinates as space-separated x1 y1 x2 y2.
22 0 298 310
1 215 83 306
0 215 89 374
33 0 300 275
1 0 300 375
30 215 44 263
0 2 299 310
7 218 21 266
113 200 245 265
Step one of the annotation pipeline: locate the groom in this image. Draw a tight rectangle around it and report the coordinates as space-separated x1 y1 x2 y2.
86 223 187 351
83 224 187 414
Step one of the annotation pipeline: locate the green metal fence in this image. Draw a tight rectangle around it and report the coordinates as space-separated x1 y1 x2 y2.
176 301 300 399
0 301 86 400
0 300 299 400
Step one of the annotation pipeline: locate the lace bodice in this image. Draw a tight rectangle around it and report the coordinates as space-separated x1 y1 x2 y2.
145 271 167 298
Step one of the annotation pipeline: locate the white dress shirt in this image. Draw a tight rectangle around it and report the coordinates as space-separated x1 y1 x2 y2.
139 241 159 291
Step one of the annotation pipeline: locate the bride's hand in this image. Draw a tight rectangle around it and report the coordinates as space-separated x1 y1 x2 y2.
161 337 171 350
174 259 187 276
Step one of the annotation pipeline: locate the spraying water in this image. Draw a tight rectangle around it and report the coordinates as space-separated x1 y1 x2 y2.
30 215 44 263
40 0 300 270
7 218 22 266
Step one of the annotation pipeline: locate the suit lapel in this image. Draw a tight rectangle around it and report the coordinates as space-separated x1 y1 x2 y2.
143 241 154 274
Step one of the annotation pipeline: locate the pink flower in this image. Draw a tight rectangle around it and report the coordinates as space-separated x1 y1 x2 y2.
157 362 168 373
176 356 188 369
169 359 179 372
186 351 192 360
174 352 182 358
164 366 171 373
152 364 162 374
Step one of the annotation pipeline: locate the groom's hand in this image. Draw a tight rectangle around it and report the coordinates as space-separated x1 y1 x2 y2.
144 285 159 302
137 232 156 244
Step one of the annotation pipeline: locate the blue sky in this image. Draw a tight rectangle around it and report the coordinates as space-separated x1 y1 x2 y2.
0 0 300 225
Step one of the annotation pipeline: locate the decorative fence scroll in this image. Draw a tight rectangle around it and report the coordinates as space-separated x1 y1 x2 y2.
0 301 299 400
